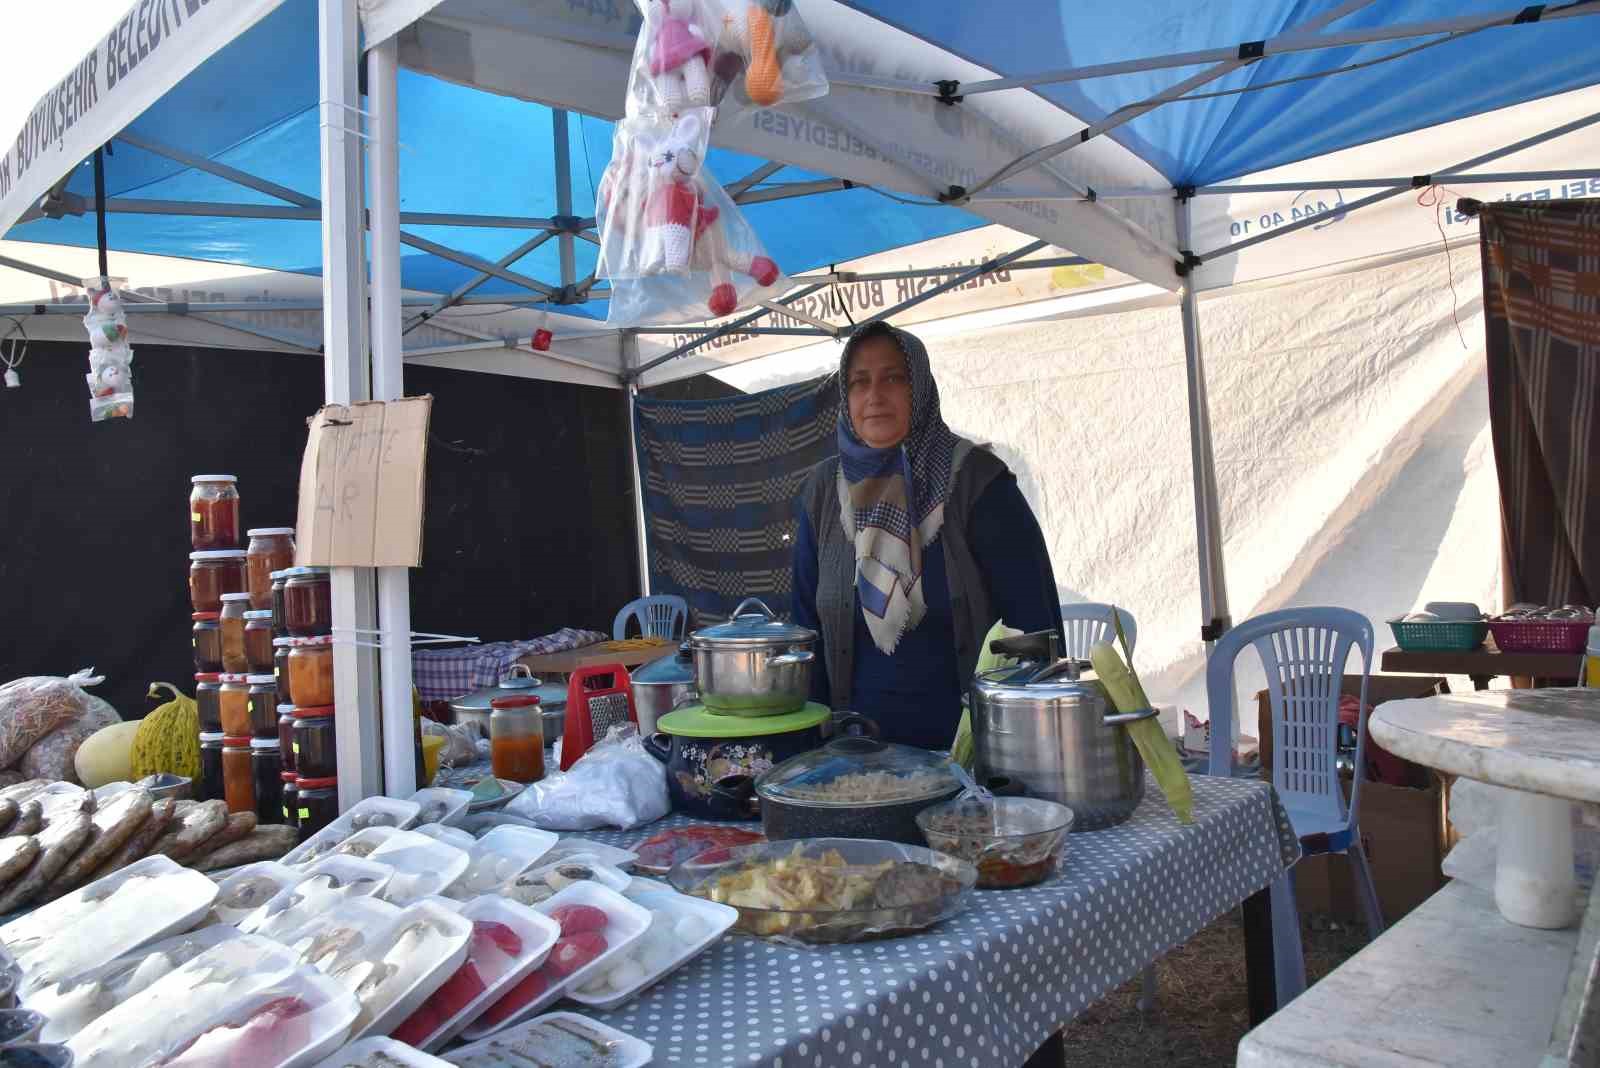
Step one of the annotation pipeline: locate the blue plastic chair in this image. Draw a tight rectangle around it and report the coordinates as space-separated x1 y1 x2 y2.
613 595 689 640
1207 606 1384 1006
1057 602 1138 659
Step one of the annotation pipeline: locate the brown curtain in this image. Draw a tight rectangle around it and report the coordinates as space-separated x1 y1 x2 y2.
1480 200 1600 607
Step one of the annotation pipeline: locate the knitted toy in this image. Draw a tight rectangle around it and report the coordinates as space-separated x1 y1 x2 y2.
644 0 714 112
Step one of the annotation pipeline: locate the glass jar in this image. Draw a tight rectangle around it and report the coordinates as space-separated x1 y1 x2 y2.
283 567 332 637
189 475 240 550
280 772 299 831
189 550 247 614
277 705 298 773
222 736 254 814
197 732 225 803
218 594 251 673
218 674 252 737
245 528 295 610
244 611 274 673
273 638 293 705
270 571 290 638
292 707 337 779
295 777 339 842
252 739 284 825
490 695 545 784
191 613 222 673
288 636 335 708
195 674 223 733
246 675 278 738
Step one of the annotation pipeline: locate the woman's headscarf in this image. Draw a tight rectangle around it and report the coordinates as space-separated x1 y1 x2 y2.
835 323 961 654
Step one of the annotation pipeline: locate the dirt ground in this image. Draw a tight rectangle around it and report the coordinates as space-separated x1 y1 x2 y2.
1056 911 1370 1067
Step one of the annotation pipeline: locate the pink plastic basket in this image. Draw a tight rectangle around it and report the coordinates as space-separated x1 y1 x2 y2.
1488 618 1591 654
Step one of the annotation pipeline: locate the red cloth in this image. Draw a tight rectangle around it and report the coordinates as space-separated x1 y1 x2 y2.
1341 693 1415 787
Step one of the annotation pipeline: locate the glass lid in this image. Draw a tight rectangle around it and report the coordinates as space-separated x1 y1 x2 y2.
757 737 960 806
690 597 815 648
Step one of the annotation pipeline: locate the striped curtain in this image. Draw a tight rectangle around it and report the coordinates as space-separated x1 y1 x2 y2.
1481 201 1600 607
633 376 839 621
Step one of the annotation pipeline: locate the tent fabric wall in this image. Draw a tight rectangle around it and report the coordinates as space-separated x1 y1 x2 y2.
1481 200 1600 608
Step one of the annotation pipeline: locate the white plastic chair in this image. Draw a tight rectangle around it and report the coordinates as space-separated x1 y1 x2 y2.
1057 602 1138 659
612 595 689 640
1206 606 1384 1007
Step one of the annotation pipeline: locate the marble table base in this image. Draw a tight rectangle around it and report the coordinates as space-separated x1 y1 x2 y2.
1497 787 1578 929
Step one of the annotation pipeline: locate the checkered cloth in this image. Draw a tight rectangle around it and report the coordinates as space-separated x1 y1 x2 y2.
411 628 606 701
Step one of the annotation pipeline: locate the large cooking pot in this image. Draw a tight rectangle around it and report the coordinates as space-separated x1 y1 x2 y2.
971 644 1156 830
690 598 816 716
645 702 842 820
448 665 566 745
630 643 698 736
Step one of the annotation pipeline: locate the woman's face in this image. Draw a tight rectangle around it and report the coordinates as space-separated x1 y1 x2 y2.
846 337 913 449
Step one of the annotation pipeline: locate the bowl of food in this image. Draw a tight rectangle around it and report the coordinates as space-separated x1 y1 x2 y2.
667 837 975 944
750 737 963 844
916 795 1073 889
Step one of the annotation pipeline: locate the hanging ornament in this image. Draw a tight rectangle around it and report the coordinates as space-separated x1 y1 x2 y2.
531 302 553 351
0 317 25 389
83 278 134 421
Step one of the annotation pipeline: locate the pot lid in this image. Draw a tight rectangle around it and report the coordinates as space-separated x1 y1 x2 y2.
631 644 695 685
449 665 547 712
689 598 815 648
757 737 960 806
657 701 829 739
974 658 1103 701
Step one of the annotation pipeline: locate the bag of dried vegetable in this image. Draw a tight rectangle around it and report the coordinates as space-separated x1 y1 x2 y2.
0 670 117 772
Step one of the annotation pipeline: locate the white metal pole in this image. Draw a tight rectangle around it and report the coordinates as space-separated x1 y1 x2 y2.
553 109 576 290
368 38 417 797
624 336 651 597
320 0 382 810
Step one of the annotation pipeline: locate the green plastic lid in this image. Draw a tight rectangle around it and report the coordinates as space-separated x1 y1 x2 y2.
657 701 831 739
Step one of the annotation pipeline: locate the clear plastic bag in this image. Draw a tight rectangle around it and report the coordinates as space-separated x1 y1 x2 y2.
0 670 115 772
20 702 121 783
82 283 133 422
625 0 828 116
626 0 722 114
504 726 669 831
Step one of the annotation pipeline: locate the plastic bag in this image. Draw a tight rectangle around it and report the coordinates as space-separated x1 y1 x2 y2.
0 670 114 771
422 719 478 769
503 725 670 831
82 282 134 421
21 701 120 783
625 0 828 116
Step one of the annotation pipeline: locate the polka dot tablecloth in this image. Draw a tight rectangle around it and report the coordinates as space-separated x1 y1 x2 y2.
540 774 1299 1068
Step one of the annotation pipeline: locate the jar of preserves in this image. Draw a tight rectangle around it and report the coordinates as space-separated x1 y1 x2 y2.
189 475 240 550
222 736 254 814
295 777 339 841
288 636 335 708
280 772 299 831
195 674 223 733
252 739 284 825
283 567 332 637
246 675 278 737
198 732 226 803
189 550 247 614
218 674 252 737
244 611 274 672
273 638 293 705
292 707 337 779
191 612 222 673
277 705 298 773
218 594 251 673
490 695 545 784
269 571 290 638
245 528 295 610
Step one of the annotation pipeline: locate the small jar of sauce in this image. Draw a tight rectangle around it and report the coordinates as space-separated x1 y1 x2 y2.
189 475 240 550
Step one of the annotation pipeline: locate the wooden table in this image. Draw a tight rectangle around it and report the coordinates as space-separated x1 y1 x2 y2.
1380 645 1580 690
517 642 676 676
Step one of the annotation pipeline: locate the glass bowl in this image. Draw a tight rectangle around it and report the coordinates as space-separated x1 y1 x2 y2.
915 796 1074 889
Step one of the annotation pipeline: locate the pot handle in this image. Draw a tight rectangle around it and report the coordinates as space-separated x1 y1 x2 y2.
830 713 879 739
731 597 775 621
644 732 673 763
708 774 760 820
1102 707 1159 727
985 775 1027 798
765 649 814 668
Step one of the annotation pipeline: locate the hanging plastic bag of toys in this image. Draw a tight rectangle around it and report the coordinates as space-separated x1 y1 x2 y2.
82 281 134 421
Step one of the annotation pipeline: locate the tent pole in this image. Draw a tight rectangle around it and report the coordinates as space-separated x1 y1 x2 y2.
320 0 383 808
402 231 555 335
92 148 108 281
624 336 651 597
554 110 576 290
1189 168 1600 196
368 37 416 796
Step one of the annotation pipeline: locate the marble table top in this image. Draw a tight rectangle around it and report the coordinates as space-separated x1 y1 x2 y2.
1370 688 1600 803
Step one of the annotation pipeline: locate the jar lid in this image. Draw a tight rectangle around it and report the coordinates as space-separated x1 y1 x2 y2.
282 566 331 578
277 704 298 715
220 593 253 603
190 550 247 560
251 738 281 749
191 612 220 622
294 635 335 648
246 675 276 685
293 705 335 719
296 776 338 788
269 570 289 581
272 638 294 648
198 731 226 742
247 527 296 536
219 673 250 683
491 695 541 710
244 610 273 621
195 673 221 683
280 771 297 783
222 736 252 746
756 736 961 807
191 474 238 483
689 597 816 649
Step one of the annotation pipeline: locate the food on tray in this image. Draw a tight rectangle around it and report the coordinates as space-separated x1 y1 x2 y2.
474 900 623 1032
573 899 711 1001
502 858 625 907
0 806 91 913
191 825 298 871
390 919 524 1046
777 769 952 803
916 797 1072 888
162 993 315 1066
632 825 764 874
451 1014 629 1068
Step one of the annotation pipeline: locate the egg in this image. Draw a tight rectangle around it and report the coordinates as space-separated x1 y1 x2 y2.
673 914 708 945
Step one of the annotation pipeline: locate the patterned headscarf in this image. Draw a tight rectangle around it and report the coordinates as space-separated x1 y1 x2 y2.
835 323 961 654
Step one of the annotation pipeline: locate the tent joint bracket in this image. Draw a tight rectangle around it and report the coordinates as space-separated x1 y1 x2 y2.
1174 250 1202 277
935 79 963 105
1237 40 1265 60
1410 174 1432 188
1175 184 1196 201
1201 616 1233 642
551 214 585 234
1515 5 1546 24
937 185 969 204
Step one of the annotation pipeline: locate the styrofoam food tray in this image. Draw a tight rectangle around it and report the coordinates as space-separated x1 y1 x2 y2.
282 798 422 868
408 787 473 828
516 853 633 896
283 897 404 974
414 823 476 851
206 861 307 926
567 887 737 1010
367 831 471 904
450 1011 652 1068
312 1035 455 1067
396 894 560 1052
540 838 639 871
459 881 649 1041
449 825 560 900
239 855 393 939
346 897 472 1041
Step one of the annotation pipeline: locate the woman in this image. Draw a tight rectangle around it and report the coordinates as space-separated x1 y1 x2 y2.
792 322 1062 749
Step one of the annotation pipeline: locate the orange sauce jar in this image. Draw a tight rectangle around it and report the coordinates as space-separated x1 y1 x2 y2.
222 736 255 814
287 636 335 708
245 528 295 610
489 695 545 783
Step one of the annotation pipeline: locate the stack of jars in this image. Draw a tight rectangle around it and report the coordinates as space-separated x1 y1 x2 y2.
271 563 335 842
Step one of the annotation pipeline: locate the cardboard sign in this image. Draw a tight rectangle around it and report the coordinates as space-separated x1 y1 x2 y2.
295 396 431 567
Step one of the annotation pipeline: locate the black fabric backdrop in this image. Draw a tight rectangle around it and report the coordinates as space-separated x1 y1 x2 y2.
0 340 664 721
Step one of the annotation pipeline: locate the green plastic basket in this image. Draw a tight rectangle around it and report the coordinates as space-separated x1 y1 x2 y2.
1388 618 1488 652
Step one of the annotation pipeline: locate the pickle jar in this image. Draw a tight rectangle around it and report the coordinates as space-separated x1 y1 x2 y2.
282 567 332 637
273 638 293 705
218 674 252 737
292 707 337 779
195 674 223 733
287 636 335 708
218 594 251 673
191 612 222 673
189 550 246 614
244 611 274 673
295 776 339 841
198 732 226 803
245 528 295 610
269 571 290 638
222 736 254 814
189 475 240 550
280 772 299 832
252 739 284 825
246 675 278 738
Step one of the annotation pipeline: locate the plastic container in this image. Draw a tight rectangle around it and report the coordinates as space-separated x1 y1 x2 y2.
191 612 222 673
279 705 299 772
281 773 299 831
489 696 544 784
567 888 736 1010
295 777 340 843
916 795 1075 889
194 674 222 732
460 882 649 1040
246 674 279 737
284 566 333 637
253 738 284 825
1489 615 1594 654
414 823 477 851
452 1012 652 1068
245 527 296 610
270 570 291 638
206 861 305 927
311 1036 456 1067
1387 617 1489 653
293 707 338 779
219 592 252 673
218 673 252 736
274 638 294 704
188 549 246 613
322 826 400 864
390 895 561 1052
408 787 473 828
367 831 471 904
189 475 240 551
534 838 639 872
448 825 559 901
1587 624 1600 688
282 896 403 975
283 796 422 866
290 636 336 708
498 854 632 909
0 1043 72 1067
343 898 472 1041
222 736 255 814
244 610 275 672
239 855 394 940
632 825 766 876
0 1010 43 1047
197 732 225 803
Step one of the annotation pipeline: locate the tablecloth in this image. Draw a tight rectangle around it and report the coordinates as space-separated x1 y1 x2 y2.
411 628 607 702
546 774 1298 1068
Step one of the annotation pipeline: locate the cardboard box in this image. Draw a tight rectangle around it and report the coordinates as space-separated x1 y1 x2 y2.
1257 674 1447 783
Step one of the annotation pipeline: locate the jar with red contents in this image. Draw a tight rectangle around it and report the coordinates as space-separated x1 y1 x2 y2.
288 636 335 707
282 567 332 637
245 528 295 610
222 736 254 814
189 551 246 614
189 475 240 550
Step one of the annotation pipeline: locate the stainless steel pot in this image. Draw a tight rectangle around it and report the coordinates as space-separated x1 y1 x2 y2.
971 648 1155 830
689 598 816 716
448 665 561 742
630 642 698 735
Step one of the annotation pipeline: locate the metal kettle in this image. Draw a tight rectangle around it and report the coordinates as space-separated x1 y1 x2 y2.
970 630 1155 830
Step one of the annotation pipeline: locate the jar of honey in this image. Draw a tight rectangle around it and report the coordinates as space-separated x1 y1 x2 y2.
246 528 295 610
218 674 252 737
192 612 222 673
489 694 545 784
189 550 246 614
190 475 240 550
288 636 335 708
218 594 251 673
282 567 332 637
244 611 274 672
222 736 254 814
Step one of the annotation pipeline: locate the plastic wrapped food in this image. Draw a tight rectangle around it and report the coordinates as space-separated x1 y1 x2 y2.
448 825 557 901
282 798 422 867
0 671 116 772
366 831 471 904
407 788 472 829
82 282 134 422
20 700 121 784
504 728 670 831
323 898 472 1040
452 1011 651 1068
238 855 394 941
205 861 306 927
310 1035 455 1067
569 889 735 1009
632 824 765 875
286 897 404 977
